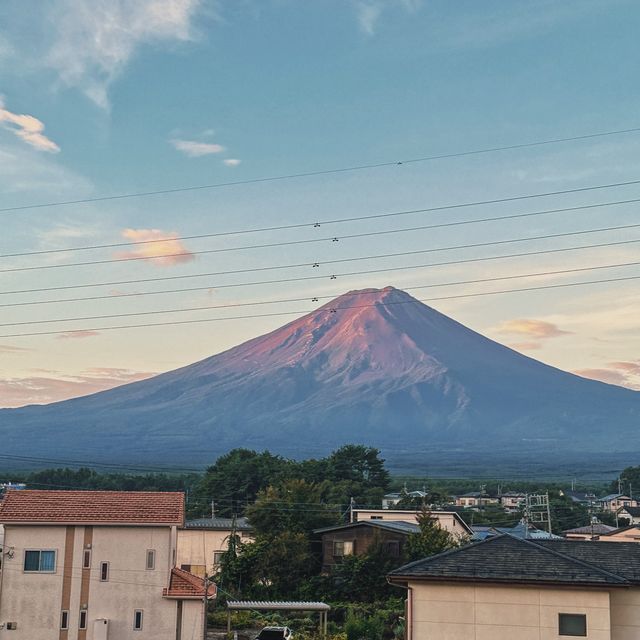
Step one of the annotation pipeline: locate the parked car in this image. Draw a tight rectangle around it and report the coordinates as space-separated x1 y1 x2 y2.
255 627 293 640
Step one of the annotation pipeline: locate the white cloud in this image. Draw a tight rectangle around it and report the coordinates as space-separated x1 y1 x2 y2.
170 138 225 157
355 0 422 36
0 97 60 152
43 0 203 108
224 158 241 167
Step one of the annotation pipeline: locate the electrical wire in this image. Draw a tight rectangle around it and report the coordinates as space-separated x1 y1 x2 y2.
1 272 638 339
2 224 638 299
3 259 638 328
3 234 639 309
4 196 640 274
2 125 640 215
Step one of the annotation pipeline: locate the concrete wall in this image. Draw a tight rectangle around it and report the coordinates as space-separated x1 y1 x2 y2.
408 582 612 640
610 589 640 639
0 524 203 640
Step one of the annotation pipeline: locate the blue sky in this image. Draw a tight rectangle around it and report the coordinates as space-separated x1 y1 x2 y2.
1 0 639 406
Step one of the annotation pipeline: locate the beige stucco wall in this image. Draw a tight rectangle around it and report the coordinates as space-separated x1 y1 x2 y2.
0 525 67 639
610 589 640 639
353 510 469 540
177 528 251 576
0 524 203 640
408 582 612 640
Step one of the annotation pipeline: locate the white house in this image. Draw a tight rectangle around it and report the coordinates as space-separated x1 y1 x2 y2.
0 490 214 639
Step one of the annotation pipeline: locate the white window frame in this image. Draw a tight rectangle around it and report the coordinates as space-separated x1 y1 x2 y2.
558 613 587 637
213 551 225 565
60 610 69 630
23 549 57 573
79 610 87 630
100 561 109 582
83 549 92 569
133 609 144 631
146 549 155 570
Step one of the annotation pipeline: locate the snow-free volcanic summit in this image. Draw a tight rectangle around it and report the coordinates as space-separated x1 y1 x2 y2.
1 287 639 466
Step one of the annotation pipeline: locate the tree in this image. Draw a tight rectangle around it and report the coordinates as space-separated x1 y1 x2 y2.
405 509 460 562
245 479 340 537
194 449 292 517
327 445 390 491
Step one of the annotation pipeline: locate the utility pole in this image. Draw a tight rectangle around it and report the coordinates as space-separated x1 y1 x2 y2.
211 501 215 519
203 571 209 640
618 477 623 495
524 493 552 535
349 497 355 523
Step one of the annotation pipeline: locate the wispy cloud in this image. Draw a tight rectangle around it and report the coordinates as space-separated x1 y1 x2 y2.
0 344 30 354
42 0 203 108
170 138 225 157
0 367 155 408
115 228 195 266
0 97 60 152
224 158 241 167
507 341 542 352
497 318 571 340
57 330 100 340
354 0 422 36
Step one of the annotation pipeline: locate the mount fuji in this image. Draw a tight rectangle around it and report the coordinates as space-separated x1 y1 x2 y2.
1 287 638 468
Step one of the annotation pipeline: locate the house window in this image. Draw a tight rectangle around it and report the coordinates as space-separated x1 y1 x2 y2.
60 611 69 630
384 541 400 557
213 551 225 565
146 549 155 570
333 540 355 557
83 549 91 569
134 609 143 630
370 516 383 520
100 562 109 582
559 613 587 636
79 610 87 630
24 550 56 573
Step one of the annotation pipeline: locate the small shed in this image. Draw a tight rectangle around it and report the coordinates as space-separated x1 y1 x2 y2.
226 600 331 636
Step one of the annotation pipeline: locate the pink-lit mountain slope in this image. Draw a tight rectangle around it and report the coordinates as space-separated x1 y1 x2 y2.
1 287 638 465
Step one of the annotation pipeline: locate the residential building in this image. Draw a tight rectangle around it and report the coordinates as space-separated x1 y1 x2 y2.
454 492 500 509
471 521 560 541
0 490 213 639
597 493 637 513
382 491 427 510
560 489 598 506
563 522 618 540
619 506 640 525
315 520 419 573
351 509 471 540
498 492 526 512
177 516 253 577
597 526 640 543
388 533 640 639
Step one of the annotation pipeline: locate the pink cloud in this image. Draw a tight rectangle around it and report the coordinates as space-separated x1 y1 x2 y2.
498 318 571 339
573 368 630 387
0 368 156 408
115 228 195 266
56 330 100 340
508 341 542 351
608 361 640 374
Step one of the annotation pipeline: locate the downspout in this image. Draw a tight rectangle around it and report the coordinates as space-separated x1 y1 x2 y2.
406 585 413 640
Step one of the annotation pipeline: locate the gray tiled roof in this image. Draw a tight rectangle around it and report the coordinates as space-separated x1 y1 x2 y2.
183 516 252 531
389 534 640 586
563 524 617 535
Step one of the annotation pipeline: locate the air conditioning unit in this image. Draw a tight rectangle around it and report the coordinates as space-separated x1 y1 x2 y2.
93 618 109 640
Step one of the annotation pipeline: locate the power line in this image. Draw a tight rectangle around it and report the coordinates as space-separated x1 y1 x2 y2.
0 224 640 308
2 125 640 215
3 259 638 328
2 273 638 339
3 225 638 299
3 197 640 274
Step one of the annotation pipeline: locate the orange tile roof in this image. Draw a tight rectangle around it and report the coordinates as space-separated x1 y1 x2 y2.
0 490 184 526
163 568 217 599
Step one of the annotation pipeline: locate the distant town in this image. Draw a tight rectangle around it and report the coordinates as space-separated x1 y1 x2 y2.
2 445 640 638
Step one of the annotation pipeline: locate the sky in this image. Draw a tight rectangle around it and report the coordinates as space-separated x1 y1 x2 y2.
0 0 639 407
